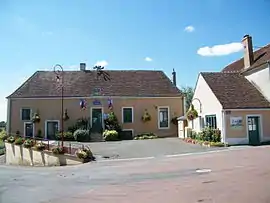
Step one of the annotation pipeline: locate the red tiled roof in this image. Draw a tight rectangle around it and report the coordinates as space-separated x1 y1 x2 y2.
201 72 270 109
7 70 182 98
222 44 270 73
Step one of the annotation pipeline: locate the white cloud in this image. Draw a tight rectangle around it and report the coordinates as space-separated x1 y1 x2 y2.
197 42 243 56
184 25 195 32
94 60 108 67
145 57 153 62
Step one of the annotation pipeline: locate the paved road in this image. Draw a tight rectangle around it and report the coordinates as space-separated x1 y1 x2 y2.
0 145 269 203
62 138 227 159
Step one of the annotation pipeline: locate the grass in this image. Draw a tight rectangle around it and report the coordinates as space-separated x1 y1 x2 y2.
0 139 5 155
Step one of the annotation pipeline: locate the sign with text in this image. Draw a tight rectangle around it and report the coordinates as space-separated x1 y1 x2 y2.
230 116 243 129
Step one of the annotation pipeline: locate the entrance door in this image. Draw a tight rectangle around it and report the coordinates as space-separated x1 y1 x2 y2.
247 116 260 146
24 122 34 138
91 108 103 133
46 121 59 140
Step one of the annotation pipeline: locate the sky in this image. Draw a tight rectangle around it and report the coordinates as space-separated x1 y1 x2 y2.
0 0 270 121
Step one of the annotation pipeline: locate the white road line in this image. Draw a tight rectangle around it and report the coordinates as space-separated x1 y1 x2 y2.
98 156 155 163
165 149 228 158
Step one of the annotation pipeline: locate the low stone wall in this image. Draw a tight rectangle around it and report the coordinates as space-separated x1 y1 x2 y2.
5 142 84 166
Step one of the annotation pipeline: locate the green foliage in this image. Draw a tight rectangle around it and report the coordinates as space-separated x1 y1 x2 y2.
0 130 8 141
181 86 194 112
187 104 198 120
134 133 158 140
6 136 15 143
52 146 65 154
14 137 24 145
104 112 122 132
34 142 46 151
75 146 94 161
73 129 90 142
0 140 5 155
36 129 43 139
68 118 90 133
103 130 119 141
191 128 221 143
23 139 35 149
56 131 74 141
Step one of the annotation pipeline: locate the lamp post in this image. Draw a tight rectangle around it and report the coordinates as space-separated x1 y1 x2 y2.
53 64 64 148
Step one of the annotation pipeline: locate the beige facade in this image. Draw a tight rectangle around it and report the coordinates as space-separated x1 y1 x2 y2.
8 97 183 138
224 109 270 144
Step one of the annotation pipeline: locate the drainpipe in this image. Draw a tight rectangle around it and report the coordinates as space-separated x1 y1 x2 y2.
222 110 227 146
6 98 11 134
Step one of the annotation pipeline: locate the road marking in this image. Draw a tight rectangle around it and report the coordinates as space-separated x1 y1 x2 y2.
165 149 228 158
98 156 155 162
196 168 212 173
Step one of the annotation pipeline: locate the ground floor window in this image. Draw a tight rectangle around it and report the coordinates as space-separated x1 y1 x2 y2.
205 115 217 129
122 107 133 123
24 122 34 137
158 107 169 129
46 120 59 140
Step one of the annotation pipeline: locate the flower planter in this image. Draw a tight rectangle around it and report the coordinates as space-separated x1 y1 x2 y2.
5 142 86 166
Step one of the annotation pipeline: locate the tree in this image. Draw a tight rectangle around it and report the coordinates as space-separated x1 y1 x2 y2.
181 86 194 112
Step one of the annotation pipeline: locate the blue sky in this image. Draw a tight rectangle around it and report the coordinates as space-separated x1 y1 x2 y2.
1 0 270 121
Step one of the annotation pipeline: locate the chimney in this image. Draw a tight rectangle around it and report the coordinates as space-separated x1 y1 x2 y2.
172 69 176 86
242 35 254 69
80 63 86 71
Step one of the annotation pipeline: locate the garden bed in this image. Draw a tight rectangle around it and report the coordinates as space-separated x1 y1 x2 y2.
182 138 228 147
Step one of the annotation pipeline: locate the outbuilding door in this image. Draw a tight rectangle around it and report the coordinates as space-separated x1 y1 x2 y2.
247 116 261 146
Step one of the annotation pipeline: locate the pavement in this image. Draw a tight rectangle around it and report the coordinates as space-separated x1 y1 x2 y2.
0 145 270 203
60 138 227 160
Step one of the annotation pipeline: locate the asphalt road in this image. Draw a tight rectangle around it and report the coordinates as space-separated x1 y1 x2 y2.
0 145 269 203
61 138 227 159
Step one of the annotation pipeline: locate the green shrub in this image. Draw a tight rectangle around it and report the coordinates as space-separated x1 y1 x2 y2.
73 129 90 142
14 137 24 145
23 139 35 149
0 130 8 141
6 136 15 143
134 133 158 140
190 131 197 139
56 131 74 141
52 146 65 154
103 130 119 141
212 129 221 142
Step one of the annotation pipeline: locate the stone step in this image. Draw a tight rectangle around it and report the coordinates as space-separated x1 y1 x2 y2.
91 133 104 142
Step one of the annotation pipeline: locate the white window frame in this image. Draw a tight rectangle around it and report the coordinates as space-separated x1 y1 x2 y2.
45 120 60 139
20 108 32 121
158 106 170 129
23 122 35 138
205 114 217 129
122 107 134 123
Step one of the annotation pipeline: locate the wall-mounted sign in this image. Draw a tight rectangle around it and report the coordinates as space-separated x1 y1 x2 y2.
93 99 101 105
230 116 243 129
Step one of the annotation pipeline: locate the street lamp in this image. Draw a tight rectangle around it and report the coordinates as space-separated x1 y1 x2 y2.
53 64 64 148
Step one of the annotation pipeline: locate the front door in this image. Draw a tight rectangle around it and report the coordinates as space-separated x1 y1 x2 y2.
247 116 260 146
46 121 59 140
24 122 34 138
91 108 103 133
